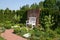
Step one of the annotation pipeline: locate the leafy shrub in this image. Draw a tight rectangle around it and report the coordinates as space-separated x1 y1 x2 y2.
0 23 4 27
2 21 13 29
13 26 60 40
4 24 11 29
29 27 58 40
14 27 29 36
20 27 28 36
13 27 20 34
11 24 20 28
55 27 60 34
0 27 5 33
19 24 26 27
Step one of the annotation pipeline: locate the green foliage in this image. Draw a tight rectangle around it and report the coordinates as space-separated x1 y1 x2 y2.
40 0 59 31
14 27 28 36
39 1 44 9
20 27 28 36
19 24 26 27
13 27 20 34
43 0 56 8
0 37 5 40
40 14 55 31
13 26 60 40
55 27 60 34
3 21 13 29
0 27 5 33
0 0 60 40
14 14 20 23
30 27 60 40
4 24 11 29
30 3 39 9
56 0 60 11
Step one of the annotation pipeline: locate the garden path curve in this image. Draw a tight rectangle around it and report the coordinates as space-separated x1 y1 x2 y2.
1 29 27 40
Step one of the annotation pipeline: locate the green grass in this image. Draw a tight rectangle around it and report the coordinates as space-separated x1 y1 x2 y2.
0 37 5 40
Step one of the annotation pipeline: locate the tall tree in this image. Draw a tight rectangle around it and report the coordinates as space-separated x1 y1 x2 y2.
40 0 58 30
43 0 56 8
19 5 30 23
39 1 44 9
30 3 39 9
0 9 4 22
56 0 60 11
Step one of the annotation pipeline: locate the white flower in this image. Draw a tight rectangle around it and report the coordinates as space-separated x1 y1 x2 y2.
23 33 31 38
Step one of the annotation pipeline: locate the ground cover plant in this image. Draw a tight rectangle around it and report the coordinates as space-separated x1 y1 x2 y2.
0 37 5 40
13 26 60 40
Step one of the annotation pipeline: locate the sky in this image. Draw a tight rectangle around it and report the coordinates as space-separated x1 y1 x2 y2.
0 0 44 10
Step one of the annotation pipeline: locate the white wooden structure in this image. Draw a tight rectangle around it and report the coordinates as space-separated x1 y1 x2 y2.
26 17 36 28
